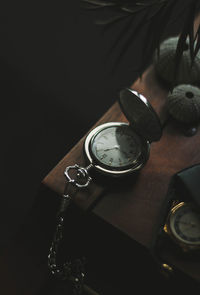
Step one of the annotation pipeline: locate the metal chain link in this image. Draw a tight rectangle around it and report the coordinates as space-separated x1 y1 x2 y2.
48 164 92 294
48 194 85 294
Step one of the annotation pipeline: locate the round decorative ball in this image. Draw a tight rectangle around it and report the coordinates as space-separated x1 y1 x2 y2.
167 84 200 124
154 37 200 86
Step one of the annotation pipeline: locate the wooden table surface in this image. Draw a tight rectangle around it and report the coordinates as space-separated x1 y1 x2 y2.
42 66 200 281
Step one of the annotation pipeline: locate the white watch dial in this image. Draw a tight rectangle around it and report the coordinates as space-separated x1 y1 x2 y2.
90 125 142 169
169 203 200 245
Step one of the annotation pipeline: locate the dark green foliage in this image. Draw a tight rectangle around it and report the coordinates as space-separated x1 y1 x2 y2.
81 0 200 83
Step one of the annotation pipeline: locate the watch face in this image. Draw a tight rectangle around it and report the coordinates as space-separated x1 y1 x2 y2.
169 202 200 246
84 122 149 176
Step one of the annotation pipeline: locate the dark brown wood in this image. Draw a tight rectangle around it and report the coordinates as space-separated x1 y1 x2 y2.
42 65 200 282
93 122 200 246
93 121 200 246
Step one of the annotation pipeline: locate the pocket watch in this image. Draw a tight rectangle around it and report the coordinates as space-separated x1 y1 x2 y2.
48 88 163 293
83 88 162 177
164 201 200 251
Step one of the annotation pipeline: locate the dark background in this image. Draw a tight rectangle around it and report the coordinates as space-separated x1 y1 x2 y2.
1 1 200 294
0 0 187 244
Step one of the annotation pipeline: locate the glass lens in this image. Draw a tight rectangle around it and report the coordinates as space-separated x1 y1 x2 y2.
170 204 200 245
90 125 142 169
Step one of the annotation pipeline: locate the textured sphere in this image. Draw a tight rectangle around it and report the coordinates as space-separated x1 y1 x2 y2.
154 37 200 86
167 84 200 124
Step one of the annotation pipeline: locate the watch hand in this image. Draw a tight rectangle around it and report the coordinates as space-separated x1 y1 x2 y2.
101 145 120 152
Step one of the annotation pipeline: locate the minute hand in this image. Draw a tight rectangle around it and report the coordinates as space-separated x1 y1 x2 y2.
104 145 120 151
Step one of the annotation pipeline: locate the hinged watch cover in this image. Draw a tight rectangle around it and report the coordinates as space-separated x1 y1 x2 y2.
119 88 162 143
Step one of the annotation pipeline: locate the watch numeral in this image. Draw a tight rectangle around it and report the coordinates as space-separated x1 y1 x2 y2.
101 154 107 160
109 158 113 165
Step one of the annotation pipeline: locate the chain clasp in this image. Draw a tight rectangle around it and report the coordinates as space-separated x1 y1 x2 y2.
64 164 92 188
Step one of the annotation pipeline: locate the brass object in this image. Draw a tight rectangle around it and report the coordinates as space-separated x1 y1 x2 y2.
160 263 174 279
164 202 200 252
162 263 174 273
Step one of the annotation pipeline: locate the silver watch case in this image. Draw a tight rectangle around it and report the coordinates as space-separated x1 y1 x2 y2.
84 89 162 177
